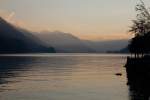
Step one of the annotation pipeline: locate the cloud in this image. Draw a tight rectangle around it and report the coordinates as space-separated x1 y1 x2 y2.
0 9 15 20
7 12 15 21
0 9 16 23
0 9 25 27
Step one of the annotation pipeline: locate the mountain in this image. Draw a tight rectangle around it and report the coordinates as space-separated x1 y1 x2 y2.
119 47 129 53
36 31 95 53
0 17 55 53
84 40 129 53
36 31 128 53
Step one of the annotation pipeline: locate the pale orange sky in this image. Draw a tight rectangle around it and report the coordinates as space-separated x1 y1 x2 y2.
0 0 149 41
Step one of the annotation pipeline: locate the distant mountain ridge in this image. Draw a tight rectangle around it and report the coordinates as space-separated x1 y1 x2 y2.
37 31 95 53
84 40 129 53
0 17 55 53
36 31 129 53
0 17 129 53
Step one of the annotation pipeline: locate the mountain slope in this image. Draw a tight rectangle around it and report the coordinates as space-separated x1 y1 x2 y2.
0 17 55 53
36 31 128 53
84 40 129 53
36 31 95 53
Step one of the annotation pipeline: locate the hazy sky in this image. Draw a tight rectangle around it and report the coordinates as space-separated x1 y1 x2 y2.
0 0 150 40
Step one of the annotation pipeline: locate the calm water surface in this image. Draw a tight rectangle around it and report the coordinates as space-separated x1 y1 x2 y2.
0 54 130 100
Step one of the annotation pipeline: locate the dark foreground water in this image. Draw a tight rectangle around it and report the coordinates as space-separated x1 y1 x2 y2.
0 54 131 100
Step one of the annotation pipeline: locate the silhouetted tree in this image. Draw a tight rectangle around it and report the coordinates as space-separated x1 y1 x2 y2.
130 0 150 36
129 0 150 58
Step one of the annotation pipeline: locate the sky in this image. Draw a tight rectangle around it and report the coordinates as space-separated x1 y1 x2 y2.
0 0 150 41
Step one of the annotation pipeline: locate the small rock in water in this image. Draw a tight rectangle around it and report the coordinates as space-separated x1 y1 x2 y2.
115 73 122 76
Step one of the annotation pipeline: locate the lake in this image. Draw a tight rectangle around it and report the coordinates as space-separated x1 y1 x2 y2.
0 53 131 100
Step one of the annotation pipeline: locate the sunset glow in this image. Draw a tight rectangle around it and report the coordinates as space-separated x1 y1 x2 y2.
0 0 149 40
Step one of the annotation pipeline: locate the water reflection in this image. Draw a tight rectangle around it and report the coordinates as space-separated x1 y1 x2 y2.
0 56 81 92
0 56 35 91
126 61 150 100
128 81 150 100
0 54 128 100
